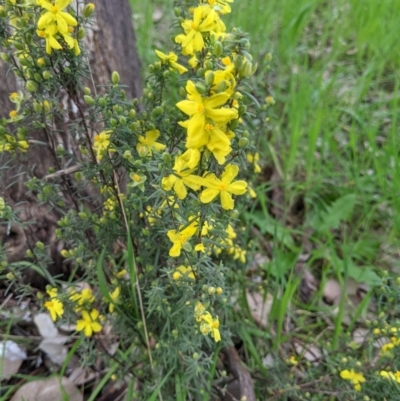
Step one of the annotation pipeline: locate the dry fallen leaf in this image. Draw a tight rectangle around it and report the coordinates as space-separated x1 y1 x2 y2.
34 313 69 365
353 328 369 345
0 341 27 380
294 342 322 366
34 313 59 338
323 279 342 305
246 291 273 328
10 376 83 401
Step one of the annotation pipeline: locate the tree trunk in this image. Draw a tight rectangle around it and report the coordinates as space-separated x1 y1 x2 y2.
0 0 142 287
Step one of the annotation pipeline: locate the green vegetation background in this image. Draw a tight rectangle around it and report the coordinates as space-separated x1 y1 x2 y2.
128 0 400 397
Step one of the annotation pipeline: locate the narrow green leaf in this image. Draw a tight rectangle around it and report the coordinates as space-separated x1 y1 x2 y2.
148 368 174 401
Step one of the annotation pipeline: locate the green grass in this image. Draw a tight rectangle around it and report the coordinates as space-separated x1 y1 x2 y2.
129 0 400 398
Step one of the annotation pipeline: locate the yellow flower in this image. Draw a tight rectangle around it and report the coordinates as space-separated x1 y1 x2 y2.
340 369 366 391
1 135 29 152
136 129 165 156
155 50 187 74
109 287 120 313
9 92 20 102
246 152 261 173
172 265 195 281
194 302 206 320
162 155 202 199
287 356 298 366
205 69 236 95
62 31 81 55
37 0 78 35
37 24 62 55
69 288 95 306
195 243 205 252
380 370 400 383
167 220 198 257
76 309 102 337
226 224 236 239
176 81 238 141
200 164 247 210
208 0 233 14
180 120 231 165
199 312 221 342
181 148 201 169
93 130 113 160
44 287 63 321
175 6 219 55
44 299 64 321
232 246 246 263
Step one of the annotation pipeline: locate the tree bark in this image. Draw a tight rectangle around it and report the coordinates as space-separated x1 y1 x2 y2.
0 0 142 287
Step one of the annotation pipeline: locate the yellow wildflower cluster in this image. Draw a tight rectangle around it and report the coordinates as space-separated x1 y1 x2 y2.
0 92 29 153
380 370 400 383
194 302 221 342
339 369 366 391
43 286 102 337
36 0 81 55
373 326 400 355
160 0 259 275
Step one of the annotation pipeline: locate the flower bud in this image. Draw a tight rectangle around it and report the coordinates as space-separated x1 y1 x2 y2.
111 71 120 85
234 56 244 70
174 7 181 17
33 73 42 82
42 70 52 80
152 106 163 116
119 116 126 125
205 61 213 70
137 146 149 158
239 60 253 77
99 97 106 107
83 87 91 95
82 2 95 18
14 41 25 51
196 67 206 77
6 273 15 281
265 96 276 105
129 109 136 119
162 152 171 163
36 241 45 249
77 27 86 39
64 67 71 74
0 52 9 62
238 105 247 115
25 80 38 92
84 95 95 105
33 101 42 113
205 71 214 86
179 87 186 98
194 82 207 95
0 7 7 18
215 80 227 92
213 41 223 57
192 352 199 360
19 58 30 67
110 118 118 127
239 138 249 149
230 119 239 129
182 242 192 252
